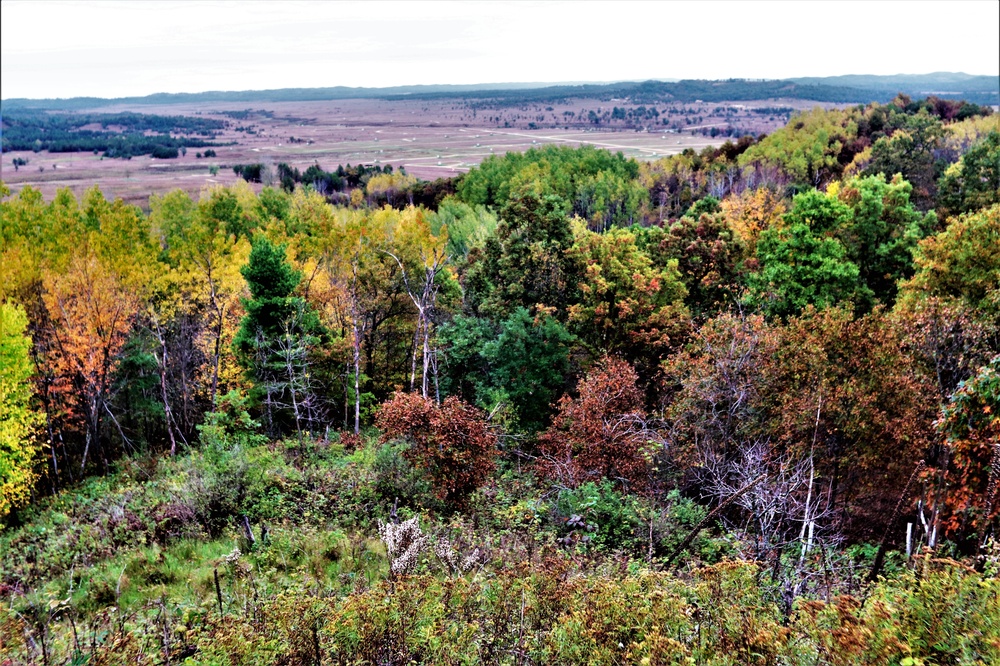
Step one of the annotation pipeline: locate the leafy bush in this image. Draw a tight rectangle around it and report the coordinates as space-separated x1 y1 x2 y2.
376 393 497 510
370 440 438 513
551 480 641 552
150 144 179 159
538 357 653 490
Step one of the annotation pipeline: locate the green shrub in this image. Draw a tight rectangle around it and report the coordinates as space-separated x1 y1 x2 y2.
370 440 439 513
552 480 640 552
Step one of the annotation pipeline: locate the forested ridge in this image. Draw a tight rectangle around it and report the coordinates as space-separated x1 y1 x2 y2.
1 96 999 664
3 72 998 111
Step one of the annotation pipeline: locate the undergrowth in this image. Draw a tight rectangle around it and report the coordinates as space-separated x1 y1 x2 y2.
1 434 998 664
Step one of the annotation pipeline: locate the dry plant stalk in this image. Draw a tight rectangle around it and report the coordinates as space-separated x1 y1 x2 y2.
378 516 429 577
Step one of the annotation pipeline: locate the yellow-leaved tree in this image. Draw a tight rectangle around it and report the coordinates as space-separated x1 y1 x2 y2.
0 302 42 522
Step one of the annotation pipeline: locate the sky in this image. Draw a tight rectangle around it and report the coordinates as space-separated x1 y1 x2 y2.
2 0 998 100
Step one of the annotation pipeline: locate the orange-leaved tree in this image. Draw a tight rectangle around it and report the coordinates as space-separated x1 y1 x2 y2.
537 357 655 491
43 255 139 474
377 392 496 509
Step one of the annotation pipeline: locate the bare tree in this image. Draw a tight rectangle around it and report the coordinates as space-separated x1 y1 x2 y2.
703 439 840 609
265 317 326 440
246 305 325 439
382 245 448 401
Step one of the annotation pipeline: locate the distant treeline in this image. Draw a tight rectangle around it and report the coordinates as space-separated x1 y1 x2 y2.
459 79 1000 108
1 110 227 157
231 160 460 208
218 108 275 120
232 161 399 189
789 72 1000 94
459 79 894 107
4 74 997 112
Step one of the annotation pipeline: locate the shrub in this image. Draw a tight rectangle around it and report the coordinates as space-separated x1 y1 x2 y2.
551 480 641 552
150 145 179 159
370 440 438 513
376 393 497 510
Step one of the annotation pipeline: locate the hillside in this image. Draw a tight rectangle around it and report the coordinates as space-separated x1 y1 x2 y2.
1 95 999 664
788 72 1000 95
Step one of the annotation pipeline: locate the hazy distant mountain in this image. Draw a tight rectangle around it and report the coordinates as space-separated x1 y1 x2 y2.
1 81 640 111
0 80 888 110
787 72 999 96
3 83 572 110
2 73 996 111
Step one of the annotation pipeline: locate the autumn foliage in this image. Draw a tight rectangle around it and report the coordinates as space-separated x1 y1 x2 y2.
538 357 653 490
0 303 42 520
4 99 1000 664
935 356 1000 540
42 254 139 472
768 307 938 538
376 392 497 509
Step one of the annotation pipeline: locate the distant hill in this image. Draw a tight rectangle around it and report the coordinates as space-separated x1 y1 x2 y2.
397 79 896 105
2 73 997 111
0 81 625 111
0 80 893 110
787 72 999 97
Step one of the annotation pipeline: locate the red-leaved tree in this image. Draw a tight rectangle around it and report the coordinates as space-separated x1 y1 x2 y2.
377 393 497 509
537 357 655 490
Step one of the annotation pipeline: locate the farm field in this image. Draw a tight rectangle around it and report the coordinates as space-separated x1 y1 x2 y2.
1 96 836 207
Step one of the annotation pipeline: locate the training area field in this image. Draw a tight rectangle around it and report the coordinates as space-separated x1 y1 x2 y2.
1 96 832 207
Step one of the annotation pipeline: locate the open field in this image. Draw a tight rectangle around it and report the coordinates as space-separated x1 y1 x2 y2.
1 96 840 208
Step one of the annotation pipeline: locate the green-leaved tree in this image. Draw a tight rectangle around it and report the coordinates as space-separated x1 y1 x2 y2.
1 302 42 522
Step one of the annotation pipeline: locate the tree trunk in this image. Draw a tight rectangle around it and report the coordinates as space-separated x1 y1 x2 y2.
353 333 361 435
153 324 179 456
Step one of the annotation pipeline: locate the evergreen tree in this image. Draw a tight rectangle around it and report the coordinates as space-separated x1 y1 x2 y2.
234 236 323 435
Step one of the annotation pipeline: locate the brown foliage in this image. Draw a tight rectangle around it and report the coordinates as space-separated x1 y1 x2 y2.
893 297 997 400
765 307 938 539
376 392 497 509
537 357 653 490
662 308 939 540
933 357 1000 542
661 312 779 471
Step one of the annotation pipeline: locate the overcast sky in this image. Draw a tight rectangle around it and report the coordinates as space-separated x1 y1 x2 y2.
2 0 998 100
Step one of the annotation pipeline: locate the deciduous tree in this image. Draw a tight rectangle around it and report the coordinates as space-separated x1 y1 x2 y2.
538 357 655 491
568 224 688 356
0 303 42 520
933 356 1000 545
900 204 1000 318
747 223 868 319
43 255 139 474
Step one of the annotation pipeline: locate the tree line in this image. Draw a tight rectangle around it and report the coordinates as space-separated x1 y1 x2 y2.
1 110 228 157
